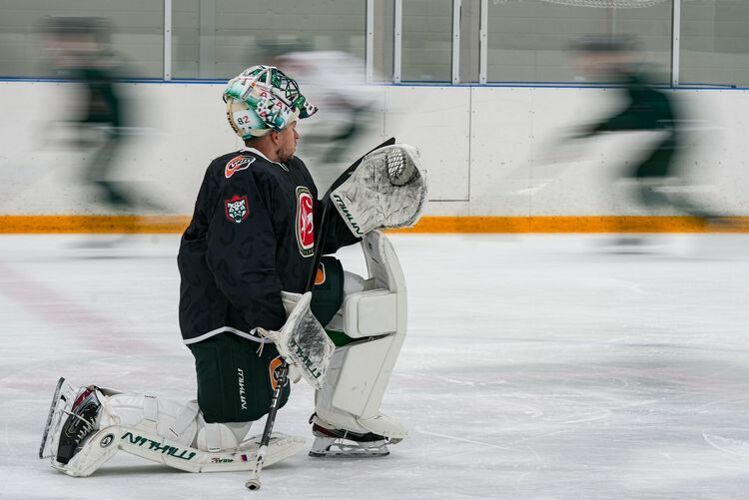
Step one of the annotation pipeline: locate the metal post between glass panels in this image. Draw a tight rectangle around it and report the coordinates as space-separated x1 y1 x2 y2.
393 0 402 83
164 0 172 81
366 0 374 83
479 0 487 84
671 0 681 87
452 0 461 84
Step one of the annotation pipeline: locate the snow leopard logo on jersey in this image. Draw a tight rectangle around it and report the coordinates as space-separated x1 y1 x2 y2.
225 195 249 223
295 186 314 257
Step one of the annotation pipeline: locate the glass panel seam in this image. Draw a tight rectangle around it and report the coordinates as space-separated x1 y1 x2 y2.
671 0 680 87
452 0 462 84
479 0 487 85
366 0 374 83
394 0 402 83
164 0 172 81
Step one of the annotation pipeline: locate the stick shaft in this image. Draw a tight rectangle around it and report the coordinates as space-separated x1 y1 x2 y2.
245 363 288 488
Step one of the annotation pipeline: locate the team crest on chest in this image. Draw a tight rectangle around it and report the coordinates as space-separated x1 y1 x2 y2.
225 195 249 223
295 186 314 257
224 155 255 179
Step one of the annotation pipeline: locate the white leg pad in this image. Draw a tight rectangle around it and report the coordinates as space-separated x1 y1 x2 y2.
60 424 305 475
325 271 366 333
314 231 408 440
315 339 408 439
48 387 302 476
102 393 199 447
118 426 305 473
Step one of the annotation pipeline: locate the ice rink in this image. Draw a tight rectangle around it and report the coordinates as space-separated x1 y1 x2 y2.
1 233 748 500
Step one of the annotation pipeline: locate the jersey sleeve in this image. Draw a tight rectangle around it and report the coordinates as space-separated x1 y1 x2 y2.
320 201 361 253
205 171 285 329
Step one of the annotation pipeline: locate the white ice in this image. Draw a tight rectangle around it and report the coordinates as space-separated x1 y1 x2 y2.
1 234 748 499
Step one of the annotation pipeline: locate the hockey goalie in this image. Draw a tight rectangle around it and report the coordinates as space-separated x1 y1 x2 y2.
39 65 428 477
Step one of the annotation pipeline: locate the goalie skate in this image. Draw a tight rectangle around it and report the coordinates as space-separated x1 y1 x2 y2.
39 377 99 464
309 421 397 458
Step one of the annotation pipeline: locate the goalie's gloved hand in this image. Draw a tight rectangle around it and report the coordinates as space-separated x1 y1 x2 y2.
287 364 303 384
330 144 428 238
257 292 335 390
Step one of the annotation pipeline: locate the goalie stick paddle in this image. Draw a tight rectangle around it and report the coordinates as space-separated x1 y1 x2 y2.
245 137 396 491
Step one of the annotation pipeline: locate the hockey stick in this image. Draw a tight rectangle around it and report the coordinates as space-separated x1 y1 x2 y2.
245 137 396 491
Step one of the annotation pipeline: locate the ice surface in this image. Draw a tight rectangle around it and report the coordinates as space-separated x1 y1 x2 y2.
1 234 748 499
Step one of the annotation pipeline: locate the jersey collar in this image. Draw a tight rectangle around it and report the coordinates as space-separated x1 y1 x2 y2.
239 146 289 171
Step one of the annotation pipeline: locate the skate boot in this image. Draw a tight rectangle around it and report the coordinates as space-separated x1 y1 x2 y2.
308 414 397 458
55 385 103 464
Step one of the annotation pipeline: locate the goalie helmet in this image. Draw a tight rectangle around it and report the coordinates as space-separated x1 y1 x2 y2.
223 65 317 139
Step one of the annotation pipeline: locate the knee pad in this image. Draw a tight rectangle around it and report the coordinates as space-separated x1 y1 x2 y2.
195 420 253 452
315 231 408 439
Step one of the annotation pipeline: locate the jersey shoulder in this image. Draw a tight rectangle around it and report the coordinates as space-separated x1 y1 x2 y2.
207 150 282 181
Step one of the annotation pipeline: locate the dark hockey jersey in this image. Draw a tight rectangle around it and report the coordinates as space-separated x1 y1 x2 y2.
177 147 356 344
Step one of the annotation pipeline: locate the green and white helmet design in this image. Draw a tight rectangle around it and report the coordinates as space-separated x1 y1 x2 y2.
223 65 317 139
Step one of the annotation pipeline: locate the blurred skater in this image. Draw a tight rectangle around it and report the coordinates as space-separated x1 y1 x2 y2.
256 38 381 193
41 17 159 248
43 18 134 208
569 35 740 248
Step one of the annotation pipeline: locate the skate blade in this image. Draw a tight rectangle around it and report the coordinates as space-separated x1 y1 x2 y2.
309 449 390 458
309 437 390 458
39 377 67 459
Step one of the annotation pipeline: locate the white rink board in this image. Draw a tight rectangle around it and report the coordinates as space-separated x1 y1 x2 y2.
0 81 747 215
0 81 240 215
468 86 749 216
468 86 534 216
384 86 471 201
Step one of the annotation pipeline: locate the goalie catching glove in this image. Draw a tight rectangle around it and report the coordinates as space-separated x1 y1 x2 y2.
330 144 427 238
257 291 335 390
